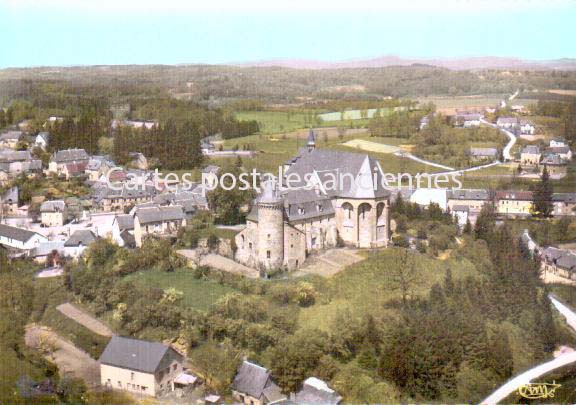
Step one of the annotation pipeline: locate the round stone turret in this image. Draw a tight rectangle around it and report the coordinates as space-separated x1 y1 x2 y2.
257 181 284 270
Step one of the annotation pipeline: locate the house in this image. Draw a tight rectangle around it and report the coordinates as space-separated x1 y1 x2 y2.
99 336 184 397
47 148 89 177
0 150 42 177
93 184 156 212
495 191 533 217
111 119 158 130
231 361 286 405
496 116 519 130
469 147 498 162
455 112 482 128
520 145 541 166
128 152 148 170
546 145 572 161
541 247 576 280
29 241 65 264
519 120 535 135
0 224 48 251
0 130 23 148
550 139 567 148
111 214 135 247
35 132 50 150
552 193 576 216
133 204 186 247
540 153 567 177
451 205 469 227
1 186 19 215
40 200 67 227
447 189 490 215
85 156 115 182
292 377 342 405
202 165 221 176
64 230 97 258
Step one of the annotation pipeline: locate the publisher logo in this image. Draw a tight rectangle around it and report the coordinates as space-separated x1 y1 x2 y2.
517 382 561 400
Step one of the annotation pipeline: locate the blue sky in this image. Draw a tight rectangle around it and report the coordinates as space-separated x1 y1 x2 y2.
1 0 575 68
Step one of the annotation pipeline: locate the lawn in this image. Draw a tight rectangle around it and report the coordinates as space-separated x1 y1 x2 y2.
235 111 312 134
318 108 394 122
124 268 236 311
298 248 480 331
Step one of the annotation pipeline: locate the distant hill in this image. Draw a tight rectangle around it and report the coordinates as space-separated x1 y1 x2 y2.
239 55 576 71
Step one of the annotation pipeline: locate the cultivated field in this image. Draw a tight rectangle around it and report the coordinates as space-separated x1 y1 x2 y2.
340 139 401 154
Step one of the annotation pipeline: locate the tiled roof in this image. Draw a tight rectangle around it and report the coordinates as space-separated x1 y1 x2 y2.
64 230 97 247
521 145 540 155
0 224 44 243
40 200 65 213
495 190 533 201
99 336 180 374
447 189 490 201
232 361 276 399
52 148 89 163
135 205 185 225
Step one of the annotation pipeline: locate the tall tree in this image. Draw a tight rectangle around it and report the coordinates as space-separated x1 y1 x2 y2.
532 165 553 218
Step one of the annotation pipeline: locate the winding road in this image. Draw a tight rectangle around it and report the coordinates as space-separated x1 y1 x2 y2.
481 295 576 405
480 118 516 162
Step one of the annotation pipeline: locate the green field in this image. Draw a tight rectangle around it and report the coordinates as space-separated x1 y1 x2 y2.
234 111 369 135
298 248 480 331
318 108 394 122
125 269 236 311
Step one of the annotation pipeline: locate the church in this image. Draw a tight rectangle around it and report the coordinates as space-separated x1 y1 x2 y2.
234 130 391 271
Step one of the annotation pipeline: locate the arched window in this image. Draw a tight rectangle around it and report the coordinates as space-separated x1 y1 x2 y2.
342 202 354 219
358 203 372 220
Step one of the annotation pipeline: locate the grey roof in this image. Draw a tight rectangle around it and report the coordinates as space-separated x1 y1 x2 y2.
283 189 334 222
1 186 18 204
135 205 185 225
547 146 571 154
285 148 390 199
447 189 490 201
469 147 498 157
40 200 65 213
259 180 282 204
120 230 136 247
552 193 576 203
232 361 277 399
99 336 181 374
0 224 44 243
497 117 519 125
114 214 134 231
541 247 567 262
29 241 65 257
36 131 50 142
452 205 469 212
294 378 342 405
0 130 23 141
52 148 89 163
457 113 483 120
541 153 566 166
202 165 220 174
557 253 576 272
521 145 540 155
93 185 156 203
0 150 33 162
64 230 97 247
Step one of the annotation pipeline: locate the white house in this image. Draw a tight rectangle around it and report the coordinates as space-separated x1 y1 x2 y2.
519 120 535 135
99 336 185 398
40 200 67 227
0 224 48 251
35 132 50 150
111 214 135 247
64 229 97 258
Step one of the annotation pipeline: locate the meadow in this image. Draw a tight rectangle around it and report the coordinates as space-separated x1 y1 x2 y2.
124 268 236 311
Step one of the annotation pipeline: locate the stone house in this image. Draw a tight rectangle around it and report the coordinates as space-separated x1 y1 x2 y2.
231 361 286 405
85 156 115 182
520 145 541 166
1 186 19 215
111 214 136 247
541 247 576 280
495 191 533 217
496 116 519 131
447 189 490 215
552 193 576 216
133 204 186 247
540 153 567 177
0 130 23 148
40 200 67 227
469 147 498 162
99 336 184 398
47 148 89 177
546 145 572 161
93 185 156 212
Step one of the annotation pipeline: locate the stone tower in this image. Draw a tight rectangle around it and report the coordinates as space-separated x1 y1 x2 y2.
307 128 316 152
257 181 285 269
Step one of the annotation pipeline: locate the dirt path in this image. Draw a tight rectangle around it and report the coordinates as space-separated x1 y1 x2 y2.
25 325 100 388
177 249 260 278
295 248 365 277
56 303 114 337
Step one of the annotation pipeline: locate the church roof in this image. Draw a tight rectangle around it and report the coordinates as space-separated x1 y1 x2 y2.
285 148 390 199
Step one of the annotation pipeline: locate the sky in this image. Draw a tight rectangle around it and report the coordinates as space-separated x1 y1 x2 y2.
1 0 575 68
